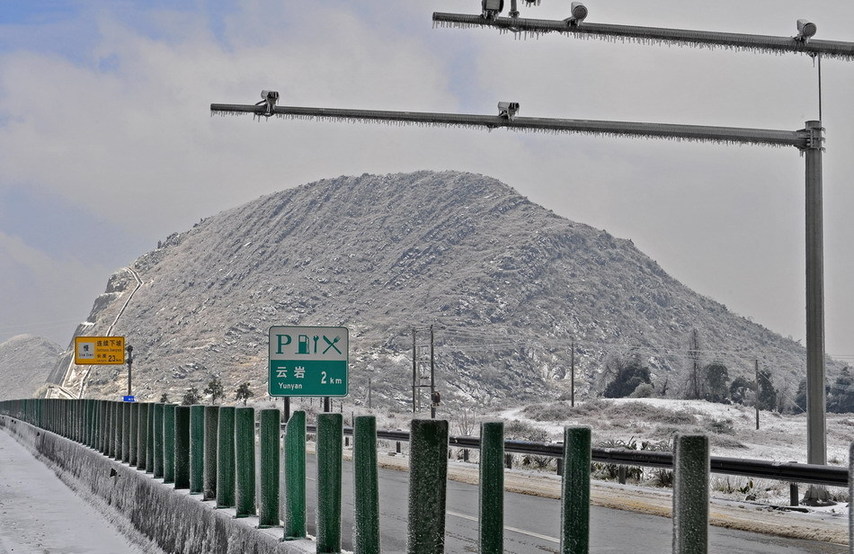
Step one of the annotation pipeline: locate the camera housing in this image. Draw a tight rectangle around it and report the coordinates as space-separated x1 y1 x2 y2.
796 19 817 41
482 0 504 20
566 2 588 25
498 101 520 119
256 90 280 117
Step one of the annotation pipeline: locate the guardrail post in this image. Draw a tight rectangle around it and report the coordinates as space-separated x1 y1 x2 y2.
109 402 118 459
560 426 591 554
673 434 709 554
204 405 219 500
98 400 106 453
258 408 280 528
283 410 306 540
480 421 504 554
137 403 149 471
153 403 165 478
235 406 256 517
145 403 154 473
129 401 138 466
216 406 236 508
317 413 343 553
121 401 130 463
163 404 176 483
849 441 853 550
505 453 512 469
353 415 379 554
190 405 205 494
174 405 191 489
408 419 449 554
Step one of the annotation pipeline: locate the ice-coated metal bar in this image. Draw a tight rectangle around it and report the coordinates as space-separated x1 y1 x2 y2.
432 12 854 61
210 103 808 148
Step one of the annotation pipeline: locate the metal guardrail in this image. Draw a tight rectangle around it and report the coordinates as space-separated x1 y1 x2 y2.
305 425 848 488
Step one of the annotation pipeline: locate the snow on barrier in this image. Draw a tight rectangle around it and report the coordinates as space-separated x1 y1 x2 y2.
1 398 851 553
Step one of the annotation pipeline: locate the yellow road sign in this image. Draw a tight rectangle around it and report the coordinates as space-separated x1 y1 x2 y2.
74 336 125 365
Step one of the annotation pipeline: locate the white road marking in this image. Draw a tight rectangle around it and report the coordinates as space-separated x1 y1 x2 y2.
446 510 560 544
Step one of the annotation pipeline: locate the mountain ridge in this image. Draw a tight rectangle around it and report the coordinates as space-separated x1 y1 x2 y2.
51 170 834 409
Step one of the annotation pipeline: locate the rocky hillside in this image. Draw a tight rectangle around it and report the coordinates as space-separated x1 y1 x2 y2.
0 335 61 400
53 171 838 409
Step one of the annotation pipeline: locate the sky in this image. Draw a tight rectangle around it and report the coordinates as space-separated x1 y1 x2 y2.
0 0 852 365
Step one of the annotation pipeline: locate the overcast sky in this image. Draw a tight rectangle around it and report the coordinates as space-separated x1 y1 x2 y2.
1 1 852 364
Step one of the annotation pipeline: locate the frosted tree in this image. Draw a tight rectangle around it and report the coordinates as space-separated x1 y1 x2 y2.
235 382 254 406
203 377 224 405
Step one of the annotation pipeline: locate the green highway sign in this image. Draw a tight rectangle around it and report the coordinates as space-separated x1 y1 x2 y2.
268 326 349 397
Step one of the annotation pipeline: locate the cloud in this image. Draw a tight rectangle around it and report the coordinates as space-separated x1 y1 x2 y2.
0 0 852 357
0 232 111 344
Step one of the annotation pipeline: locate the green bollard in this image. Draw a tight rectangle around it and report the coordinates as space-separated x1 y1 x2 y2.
407 419 449 554
560 426 591 554
153 403 165 478
353 416 380 554
479 421 504 554
99 401 107 453
203 405 219 500
216 406 236 508
190 405 205 494
174 405 191 489
317 413 343 553
109 402 117 458
258 408 280 528
234 406 256 517
88 399 96 447
137 403 149 471
849 442 853 550
283 410 306 540
145 403 154 473
129 402 138 466
121 402 130 463
673 434 709 554
163 404 177 484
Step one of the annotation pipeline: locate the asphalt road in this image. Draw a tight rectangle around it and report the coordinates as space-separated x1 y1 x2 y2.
305 455 847 553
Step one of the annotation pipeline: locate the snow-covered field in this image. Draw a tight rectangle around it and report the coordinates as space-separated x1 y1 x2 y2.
499 397 852 466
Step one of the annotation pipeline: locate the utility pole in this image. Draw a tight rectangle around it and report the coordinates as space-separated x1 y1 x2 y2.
430 325 436 418
804 120 827 467
411 328 417 413
367 377 372 410
570 339 575 408
754 359 760 431
126 344 134 397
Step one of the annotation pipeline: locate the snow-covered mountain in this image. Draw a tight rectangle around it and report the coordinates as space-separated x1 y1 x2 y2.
52 171 835 409
0 334 61 400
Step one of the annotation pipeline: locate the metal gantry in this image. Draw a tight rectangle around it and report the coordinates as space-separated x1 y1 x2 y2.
211 4 854 494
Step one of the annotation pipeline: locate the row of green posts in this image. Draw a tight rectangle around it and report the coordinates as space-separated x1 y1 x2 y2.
0 397 771 553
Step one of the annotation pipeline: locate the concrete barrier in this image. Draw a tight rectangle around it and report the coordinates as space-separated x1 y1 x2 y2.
0 414 314 554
